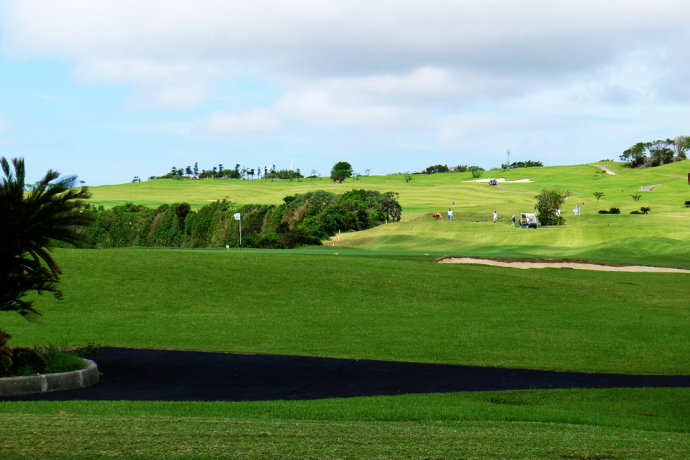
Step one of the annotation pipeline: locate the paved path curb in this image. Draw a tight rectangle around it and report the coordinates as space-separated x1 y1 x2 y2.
0 359 98 396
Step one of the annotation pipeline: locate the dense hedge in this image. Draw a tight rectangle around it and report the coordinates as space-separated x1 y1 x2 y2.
79 189 401 249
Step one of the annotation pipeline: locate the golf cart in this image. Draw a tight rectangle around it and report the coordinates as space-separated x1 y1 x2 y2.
519 213 538 228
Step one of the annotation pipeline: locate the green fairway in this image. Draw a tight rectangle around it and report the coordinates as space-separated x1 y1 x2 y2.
1 387 689 458
5 248 689 374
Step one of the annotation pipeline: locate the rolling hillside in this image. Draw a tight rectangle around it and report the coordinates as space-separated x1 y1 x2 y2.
86 161 690 267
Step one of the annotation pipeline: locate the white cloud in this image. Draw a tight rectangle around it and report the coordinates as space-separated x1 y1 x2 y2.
3 0 690 166
277 90 413 129
201 109 280 135
5 1 689 96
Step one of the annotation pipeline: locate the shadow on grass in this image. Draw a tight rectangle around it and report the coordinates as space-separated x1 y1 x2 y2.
3 347 689 401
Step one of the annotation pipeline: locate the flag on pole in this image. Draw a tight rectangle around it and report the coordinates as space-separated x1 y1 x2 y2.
234 212 241 220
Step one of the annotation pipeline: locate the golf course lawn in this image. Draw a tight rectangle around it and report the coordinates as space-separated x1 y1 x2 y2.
1 161 689 458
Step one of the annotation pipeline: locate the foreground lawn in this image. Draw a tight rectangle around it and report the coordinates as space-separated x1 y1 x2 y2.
7 248 690 374
1 388 688 458
2 248 688 458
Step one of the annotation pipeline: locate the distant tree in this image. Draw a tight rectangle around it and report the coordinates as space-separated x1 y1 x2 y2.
330 161 353 183
620 142 648 168
593 192 605 201
310 169 318 178
424 164 449 174
534 189 567 226
510 160 543 168
631 194 642 202
365 169 370 176
469 166 484 178
404 172 413 182
648 140 674 166
219 164 224 174
1 157 92 325
171 166 177 176
193 162 199 176
673 136 689 159
185 166 192 176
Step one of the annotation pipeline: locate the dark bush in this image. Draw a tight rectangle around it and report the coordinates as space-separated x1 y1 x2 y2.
9 346 47 375
609 208 620 214
598 210 609 214
630 210 642 214
685 201 690 208
0 330 11 376
640 207 651 214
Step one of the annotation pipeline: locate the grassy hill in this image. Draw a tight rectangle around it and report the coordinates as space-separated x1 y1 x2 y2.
87 161 690 267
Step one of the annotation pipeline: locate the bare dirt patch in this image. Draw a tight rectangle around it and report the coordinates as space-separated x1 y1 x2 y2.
438 257 690 273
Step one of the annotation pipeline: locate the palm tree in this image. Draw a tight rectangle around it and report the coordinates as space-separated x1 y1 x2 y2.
0 157 91 321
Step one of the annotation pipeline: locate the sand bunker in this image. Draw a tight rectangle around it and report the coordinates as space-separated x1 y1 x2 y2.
640 184 663 191
438 257 690 273
593 164 616 175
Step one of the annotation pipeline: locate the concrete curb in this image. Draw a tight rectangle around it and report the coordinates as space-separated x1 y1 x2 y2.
0 359 98 397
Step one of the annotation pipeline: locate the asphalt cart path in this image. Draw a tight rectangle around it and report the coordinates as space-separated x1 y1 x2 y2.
3 347 689 401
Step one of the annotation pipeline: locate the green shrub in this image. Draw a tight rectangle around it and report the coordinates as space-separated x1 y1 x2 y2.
9 346 47 375
685 200 690 208
598 207 621 215
41 346 87 374
72 342 101 358
78 190 401 250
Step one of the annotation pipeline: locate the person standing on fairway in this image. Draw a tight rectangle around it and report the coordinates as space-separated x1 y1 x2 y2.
493 210 498 223
448 208 453 221
511 215 516 227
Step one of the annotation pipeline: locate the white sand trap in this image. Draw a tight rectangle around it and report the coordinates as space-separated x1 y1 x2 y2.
438 257 690 273
640 184 663 191
469 178 533 183
593 164 616 175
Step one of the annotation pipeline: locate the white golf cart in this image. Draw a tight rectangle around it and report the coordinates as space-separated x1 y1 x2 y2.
519 213 539 228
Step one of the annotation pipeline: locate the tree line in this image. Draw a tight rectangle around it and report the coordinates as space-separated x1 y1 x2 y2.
620 136 688 168
420 161 542 176
153 162 307 181
79 189 402 249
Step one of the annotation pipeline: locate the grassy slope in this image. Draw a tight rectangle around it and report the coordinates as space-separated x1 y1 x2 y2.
1 388 688 458
87 161 690 267
5 248 689 374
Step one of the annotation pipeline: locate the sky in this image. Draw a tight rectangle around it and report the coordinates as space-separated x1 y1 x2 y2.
1 0 689 185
